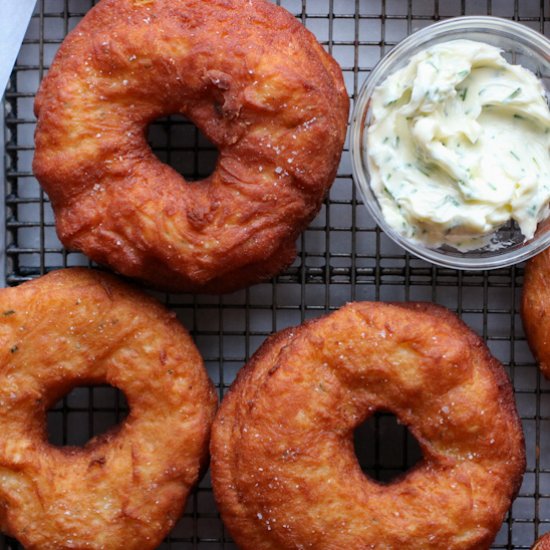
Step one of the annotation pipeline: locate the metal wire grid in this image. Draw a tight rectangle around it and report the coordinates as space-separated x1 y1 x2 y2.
2 0 550 548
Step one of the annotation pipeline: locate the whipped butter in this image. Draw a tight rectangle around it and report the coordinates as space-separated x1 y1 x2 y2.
366 39 550 251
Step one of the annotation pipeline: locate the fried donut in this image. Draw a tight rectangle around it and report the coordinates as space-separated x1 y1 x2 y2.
33 0 349 294
522 248 550 378
533 534 550 549
0 268 217 549
211 302 525 549
524 251 550 550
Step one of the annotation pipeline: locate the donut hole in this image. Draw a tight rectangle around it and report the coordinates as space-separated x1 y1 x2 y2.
353 411 423 484
147 114 218 181
47 385 129 447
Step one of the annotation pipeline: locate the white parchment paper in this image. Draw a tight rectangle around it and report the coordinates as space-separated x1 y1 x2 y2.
0 0 37 96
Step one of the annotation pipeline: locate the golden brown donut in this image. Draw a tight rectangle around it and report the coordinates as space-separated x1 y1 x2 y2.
524 251 550 550
522 248 550 377
0 268 217 549
211 302 525 550
33 0 349 294
533 533 550 550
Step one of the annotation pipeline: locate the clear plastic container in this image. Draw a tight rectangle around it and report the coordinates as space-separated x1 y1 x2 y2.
351 16 550 270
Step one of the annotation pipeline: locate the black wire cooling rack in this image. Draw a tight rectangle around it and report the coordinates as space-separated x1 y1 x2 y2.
2 0 550 548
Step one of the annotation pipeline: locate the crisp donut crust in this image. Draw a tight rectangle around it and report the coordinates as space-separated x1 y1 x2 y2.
533 533 550 550
211 302 525 550
0 268 217 550
522 248 550 378
524 251 550 550
33 0 349 294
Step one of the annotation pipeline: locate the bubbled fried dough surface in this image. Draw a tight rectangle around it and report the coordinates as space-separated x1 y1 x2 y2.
533 534 550 550
522 248 550 378
523 251 550 550
211 302 525 550
0 268 217 550
33 0 349 294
